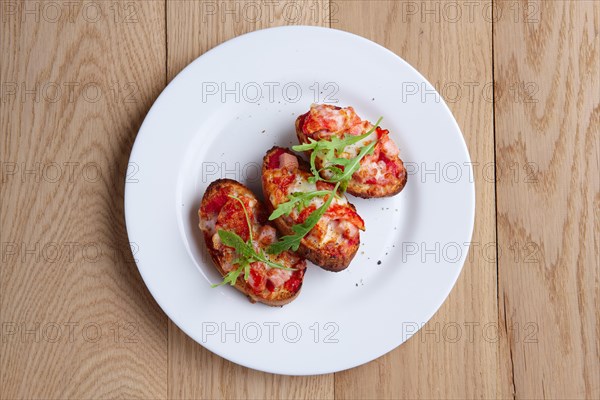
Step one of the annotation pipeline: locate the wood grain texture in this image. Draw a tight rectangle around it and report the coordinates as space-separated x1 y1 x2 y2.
332 1 501 398
165 1 334 399
494 1 600 399
0 1 167 398
1 0 598 399
166 0 333 82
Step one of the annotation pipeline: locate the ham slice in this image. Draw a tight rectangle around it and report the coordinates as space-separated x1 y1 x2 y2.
279 152 299 170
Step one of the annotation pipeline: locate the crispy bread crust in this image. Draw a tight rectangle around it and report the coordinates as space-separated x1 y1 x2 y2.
199 179 303 306
261 147 360 272
295 116 407 198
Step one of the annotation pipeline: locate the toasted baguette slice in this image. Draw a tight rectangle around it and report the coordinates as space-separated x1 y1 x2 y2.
262 147 365 272
198 179 306 306
296 104 407 198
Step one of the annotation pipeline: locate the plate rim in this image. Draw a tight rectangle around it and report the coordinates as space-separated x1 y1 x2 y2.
124 25 476 375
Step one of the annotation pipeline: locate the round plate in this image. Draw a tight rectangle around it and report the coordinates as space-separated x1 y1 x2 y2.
125 26 474 375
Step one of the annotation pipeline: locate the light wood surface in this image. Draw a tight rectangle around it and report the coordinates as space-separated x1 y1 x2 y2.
1 1 598 399
0 1 168 398
332 2 500 399
494 1 600 399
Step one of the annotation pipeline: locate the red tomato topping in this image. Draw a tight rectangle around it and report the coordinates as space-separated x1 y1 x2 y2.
216 199 250 241
202 191 229 214
379 152 399 178
375 126 389 139
283 269 304 292
316 180 335 191
301 105 361 137
248 263 266 293
325 204 365 230
345 234 360 247
297 204 317 223
272 174 295 192
266 148 286 169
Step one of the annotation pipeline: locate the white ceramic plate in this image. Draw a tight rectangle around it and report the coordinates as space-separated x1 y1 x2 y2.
125 26 474 375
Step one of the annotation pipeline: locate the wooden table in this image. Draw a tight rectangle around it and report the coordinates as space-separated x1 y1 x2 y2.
1 1 598 398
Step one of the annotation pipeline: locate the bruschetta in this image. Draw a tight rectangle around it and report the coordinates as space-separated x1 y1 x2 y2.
262 147 365 272
198 179 306 306
296 103 407 198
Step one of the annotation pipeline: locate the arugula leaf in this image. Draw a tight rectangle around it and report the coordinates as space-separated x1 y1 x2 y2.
292 138 318 151
218 227 294 263
266 117 383 256
217 230 255 258
267 183 339 254
211 262 245 287
293 117 382 154
243 259 251 281
228 194 253 243
258 249 296 271
323 139 377 183
269 190 334 220
319 164 343 178
291 117 383 186
321 127 373 153
212 197 295 288
308 148 320 182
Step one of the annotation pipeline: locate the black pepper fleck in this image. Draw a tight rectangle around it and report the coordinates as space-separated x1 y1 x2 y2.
377 260 382 265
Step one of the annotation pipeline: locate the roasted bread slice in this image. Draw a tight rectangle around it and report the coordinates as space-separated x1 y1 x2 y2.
199 179 306 306
262 147 364 272
296 103 407 198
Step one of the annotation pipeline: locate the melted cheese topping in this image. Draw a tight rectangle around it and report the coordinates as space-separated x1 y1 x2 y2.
299 104 404 186
199 184 306 295
302 103 360 137
263 151 363 248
